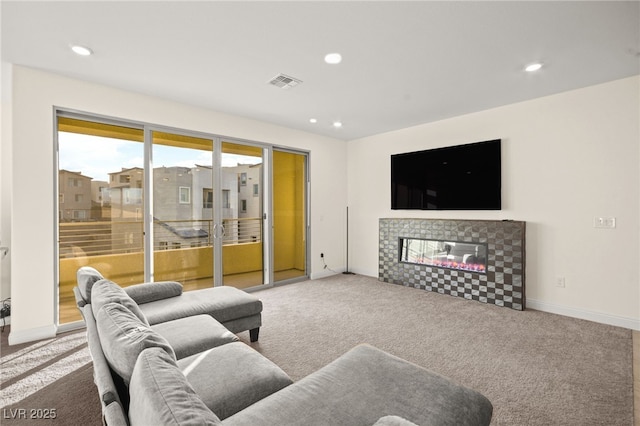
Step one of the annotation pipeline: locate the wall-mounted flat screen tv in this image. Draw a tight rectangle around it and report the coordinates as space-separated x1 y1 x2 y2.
391 139 501 210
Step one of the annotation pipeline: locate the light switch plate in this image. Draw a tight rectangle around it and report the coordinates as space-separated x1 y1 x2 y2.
594 217 616 228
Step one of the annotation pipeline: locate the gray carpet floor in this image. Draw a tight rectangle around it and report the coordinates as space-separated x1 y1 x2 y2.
0 273 633 425
249 274 634 425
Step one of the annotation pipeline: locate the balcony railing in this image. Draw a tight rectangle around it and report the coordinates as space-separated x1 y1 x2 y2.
59 221 143 257
222 218 262 245
59 217 262 257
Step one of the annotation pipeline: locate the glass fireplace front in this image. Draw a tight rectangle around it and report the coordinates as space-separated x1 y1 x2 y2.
399 238 487 273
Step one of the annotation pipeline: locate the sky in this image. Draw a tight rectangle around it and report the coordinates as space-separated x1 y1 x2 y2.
58 132 261 182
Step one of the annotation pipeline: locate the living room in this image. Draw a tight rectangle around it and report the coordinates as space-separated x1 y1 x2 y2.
1 2 638 425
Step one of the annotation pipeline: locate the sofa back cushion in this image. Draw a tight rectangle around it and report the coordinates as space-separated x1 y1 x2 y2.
129 347 221 426
96 302 175 385
76 266 105 303
91 279 148 325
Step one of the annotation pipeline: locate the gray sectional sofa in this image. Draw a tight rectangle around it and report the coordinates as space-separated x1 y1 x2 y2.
75 267 493 426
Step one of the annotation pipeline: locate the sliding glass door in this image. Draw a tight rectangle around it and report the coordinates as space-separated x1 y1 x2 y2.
273 149 307 282
220 141 265 289
57 117 145 323
152 131 214 291
56 112 309 325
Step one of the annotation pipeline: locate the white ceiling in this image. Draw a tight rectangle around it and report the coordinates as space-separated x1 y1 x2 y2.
2 1 639 141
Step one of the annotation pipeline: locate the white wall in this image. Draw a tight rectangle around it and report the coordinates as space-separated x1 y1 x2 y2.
4 65 347 344
348 76 640 330
1 63 12 304
4 66 638 343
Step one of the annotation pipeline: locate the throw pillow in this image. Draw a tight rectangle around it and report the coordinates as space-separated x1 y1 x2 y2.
124 281 183 305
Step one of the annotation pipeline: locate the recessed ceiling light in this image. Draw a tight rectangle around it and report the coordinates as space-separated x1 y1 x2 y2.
309 118 318 124
333 121 343 128
71 45 93 56
524 62 543 72
324 53 342 65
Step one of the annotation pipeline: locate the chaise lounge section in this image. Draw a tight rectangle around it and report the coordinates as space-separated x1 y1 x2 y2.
75 266 262 342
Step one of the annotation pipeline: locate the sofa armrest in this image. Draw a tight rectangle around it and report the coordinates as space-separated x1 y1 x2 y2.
124 281 183 305
82 305 129 424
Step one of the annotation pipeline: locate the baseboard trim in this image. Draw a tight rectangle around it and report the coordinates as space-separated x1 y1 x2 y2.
527 298 640 331
310 270 344 280
8 323 57 345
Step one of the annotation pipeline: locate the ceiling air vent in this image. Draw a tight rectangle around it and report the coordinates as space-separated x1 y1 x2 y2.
268 73 302 89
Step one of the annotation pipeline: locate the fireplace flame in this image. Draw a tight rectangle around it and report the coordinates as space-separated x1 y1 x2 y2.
415 257 486 273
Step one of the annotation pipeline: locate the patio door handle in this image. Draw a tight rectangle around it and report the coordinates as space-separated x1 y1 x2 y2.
213 223 226 239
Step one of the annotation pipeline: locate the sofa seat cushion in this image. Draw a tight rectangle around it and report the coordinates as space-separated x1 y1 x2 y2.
151 315 239 360
138 286 262 325
91 279 149 325
177 342 292 420
129 347 221 426
222 344 493 426
96 302 175 385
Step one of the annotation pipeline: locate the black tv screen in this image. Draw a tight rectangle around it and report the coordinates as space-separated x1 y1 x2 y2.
391 139 501 210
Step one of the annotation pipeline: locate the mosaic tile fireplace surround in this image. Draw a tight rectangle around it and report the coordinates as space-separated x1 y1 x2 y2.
379 218 526 310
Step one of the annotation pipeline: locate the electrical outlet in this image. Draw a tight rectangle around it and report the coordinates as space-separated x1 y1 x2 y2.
556 277 565 288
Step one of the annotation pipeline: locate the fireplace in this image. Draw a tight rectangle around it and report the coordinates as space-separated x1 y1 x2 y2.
399 238 488 273
379 219 526 310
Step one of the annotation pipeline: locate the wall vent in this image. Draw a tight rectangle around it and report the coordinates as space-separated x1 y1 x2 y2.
268 73 302 89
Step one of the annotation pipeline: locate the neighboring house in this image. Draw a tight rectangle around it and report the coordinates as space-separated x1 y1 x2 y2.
91 180 109 220
60 163 261 254
224 164 263 244
153 166 194 222
108 167 144 220
232 164 262 219
154 165 206 249
155 164 260 247
58 170 92 222
107 167 144 254
191 165 214 221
